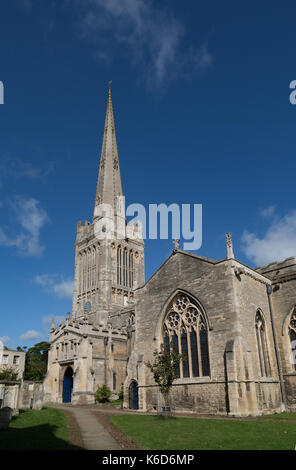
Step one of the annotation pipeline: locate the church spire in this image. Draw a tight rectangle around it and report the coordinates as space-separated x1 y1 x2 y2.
93 85 123 220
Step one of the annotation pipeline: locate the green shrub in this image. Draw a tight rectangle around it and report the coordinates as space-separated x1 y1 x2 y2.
0 367 20 381
95 384 111 403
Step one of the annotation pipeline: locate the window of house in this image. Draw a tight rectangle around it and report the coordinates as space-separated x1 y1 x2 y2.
2 355 8 365
163 293 210 379
13 356 20 365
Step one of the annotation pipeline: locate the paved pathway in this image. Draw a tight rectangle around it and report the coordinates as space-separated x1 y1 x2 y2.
50 405 121 450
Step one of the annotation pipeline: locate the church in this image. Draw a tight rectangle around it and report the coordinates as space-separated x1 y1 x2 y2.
44 88 296 416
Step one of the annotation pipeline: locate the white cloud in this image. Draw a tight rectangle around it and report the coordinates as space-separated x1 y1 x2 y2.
194 44 213 71
19 330 42 341
241 209 296 267
35 274 74 299
260 206 276 218
53 280 74 299
0 336 11 346
0 156 53 187
0 196 49 256
80 0 212 88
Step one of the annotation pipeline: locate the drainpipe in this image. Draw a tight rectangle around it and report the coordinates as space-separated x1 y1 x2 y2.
266 284 286 410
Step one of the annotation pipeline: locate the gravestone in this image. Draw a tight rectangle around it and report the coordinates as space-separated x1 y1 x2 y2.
0 407 13 430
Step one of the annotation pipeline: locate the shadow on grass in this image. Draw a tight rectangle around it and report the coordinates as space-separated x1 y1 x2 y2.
0 411 83 451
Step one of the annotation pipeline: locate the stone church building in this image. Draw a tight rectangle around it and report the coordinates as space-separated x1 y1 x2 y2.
44 89 296 416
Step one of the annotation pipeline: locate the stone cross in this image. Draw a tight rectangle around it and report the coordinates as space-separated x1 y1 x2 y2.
173 239 180 250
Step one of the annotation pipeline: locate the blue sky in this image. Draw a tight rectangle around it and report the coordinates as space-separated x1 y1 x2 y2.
0 0 296 348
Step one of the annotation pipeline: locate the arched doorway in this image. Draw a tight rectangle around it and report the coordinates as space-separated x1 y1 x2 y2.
62 366 73 403
129 380 139 410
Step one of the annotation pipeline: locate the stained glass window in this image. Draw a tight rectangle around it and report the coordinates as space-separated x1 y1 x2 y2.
163 293 210 378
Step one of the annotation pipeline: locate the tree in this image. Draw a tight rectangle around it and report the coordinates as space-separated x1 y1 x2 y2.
0 367 20 382
22 341 50 381
146 345 183 417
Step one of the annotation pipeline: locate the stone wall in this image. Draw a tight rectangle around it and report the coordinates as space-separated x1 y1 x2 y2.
0 381 20 415
256 257 296 410
18 381 44 410
232 265 282 413
144 381 227 415
125 250 283 416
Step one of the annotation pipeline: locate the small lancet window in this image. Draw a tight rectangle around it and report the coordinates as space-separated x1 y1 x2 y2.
255 311 270 377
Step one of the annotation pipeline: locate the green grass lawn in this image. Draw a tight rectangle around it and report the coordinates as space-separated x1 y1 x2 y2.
0 407 69 450
110 414 296 450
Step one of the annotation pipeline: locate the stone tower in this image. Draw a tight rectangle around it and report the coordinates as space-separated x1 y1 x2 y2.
72 87 145 326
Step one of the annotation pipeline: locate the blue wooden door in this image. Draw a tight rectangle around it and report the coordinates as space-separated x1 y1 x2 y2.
132 382 138 410
63 375 72 403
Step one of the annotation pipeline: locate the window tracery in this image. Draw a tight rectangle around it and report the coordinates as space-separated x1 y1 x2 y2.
163 293 210 379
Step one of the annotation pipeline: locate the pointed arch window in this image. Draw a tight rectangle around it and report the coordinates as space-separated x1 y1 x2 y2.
87 248 91 290
129 251 134 288
117 246 122 285
117 246 134 288
92 246 97 288
288 307 296 372
78 252 82 294
123 248 127 286
162 293 210 379
255 311 270 377
82 250 87 292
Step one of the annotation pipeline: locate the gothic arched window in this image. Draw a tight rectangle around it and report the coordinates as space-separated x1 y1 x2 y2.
288 307 296 372
117 246 122 285
123 248 128 286
129 251 134 288
82 250 87 292
91 246 96 288
255 311 270 377
163 293 210 379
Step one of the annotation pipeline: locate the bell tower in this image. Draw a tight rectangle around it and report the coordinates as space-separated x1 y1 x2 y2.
72 86 145 326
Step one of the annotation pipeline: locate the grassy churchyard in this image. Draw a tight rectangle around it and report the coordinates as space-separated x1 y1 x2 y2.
0 407 70 450
1 407 296 450
110 414 296 450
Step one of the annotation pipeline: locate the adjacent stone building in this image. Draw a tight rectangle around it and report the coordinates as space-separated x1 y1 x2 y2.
0 346 26 379
44 88 296 416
